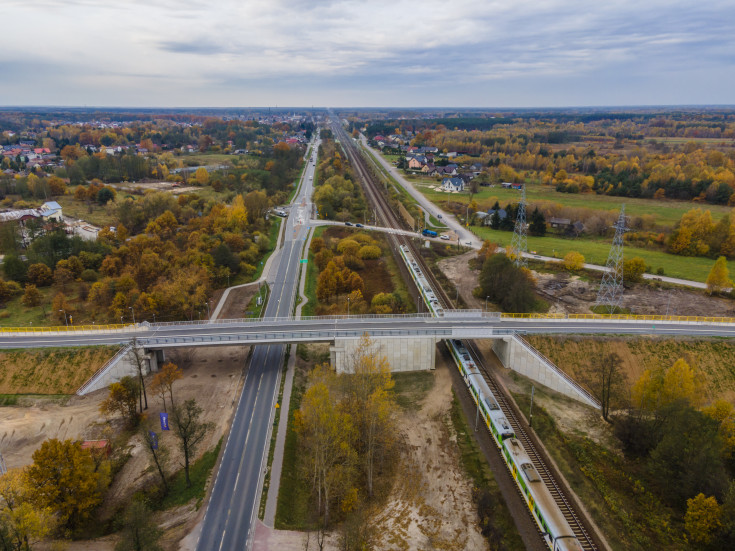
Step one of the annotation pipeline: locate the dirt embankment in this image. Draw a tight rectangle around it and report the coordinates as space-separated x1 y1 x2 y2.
0 347 118 395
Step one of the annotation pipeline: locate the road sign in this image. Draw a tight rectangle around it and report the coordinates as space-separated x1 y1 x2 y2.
300 259 308 264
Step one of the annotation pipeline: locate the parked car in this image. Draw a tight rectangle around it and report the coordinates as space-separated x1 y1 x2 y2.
440 234 450 240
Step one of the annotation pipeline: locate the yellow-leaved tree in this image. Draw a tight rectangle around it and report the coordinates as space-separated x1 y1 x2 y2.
706 256 733 295
0 467 55 548
702 400 735 462
685 493 721 545
25 439 105 533
563 251 585 271
632 357 700 411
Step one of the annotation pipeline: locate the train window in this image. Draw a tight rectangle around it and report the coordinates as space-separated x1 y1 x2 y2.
521 463 541 483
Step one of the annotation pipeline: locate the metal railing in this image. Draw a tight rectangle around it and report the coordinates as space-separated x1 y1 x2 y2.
76 343 133 395
0 323 133 334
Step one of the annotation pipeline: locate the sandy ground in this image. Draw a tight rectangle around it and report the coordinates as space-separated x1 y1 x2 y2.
110 181 200 195
371 361 488 551
5 345 249 551
437 251 485 310
214 284 261 320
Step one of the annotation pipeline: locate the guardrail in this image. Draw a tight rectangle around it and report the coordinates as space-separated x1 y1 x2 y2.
0 323 133 334
500 312 735 323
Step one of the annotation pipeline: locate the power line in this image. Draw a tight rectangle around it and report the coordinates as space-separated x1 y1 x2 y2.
509 184 528 268
596 205 629 314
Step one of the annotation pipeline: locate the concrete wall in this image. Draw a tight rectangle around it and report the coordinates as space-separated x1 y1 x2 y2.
331 337 436 374
493 336 600 409
77 346 161 395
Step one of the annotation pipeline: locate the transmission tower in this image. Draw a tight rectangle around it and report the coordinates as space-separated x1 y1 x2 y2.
596 205 629 314
509 184 528 268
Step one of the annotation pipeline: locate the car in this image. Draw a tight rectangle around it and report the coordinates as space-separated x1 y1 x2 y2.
355 223 364 228
345 221 353 226
465 241 472 246
437 214 442 219
440 234 450 240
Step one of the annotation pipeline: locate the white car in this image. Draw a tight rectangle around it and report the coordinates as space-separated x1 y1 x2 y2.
440 234 450 240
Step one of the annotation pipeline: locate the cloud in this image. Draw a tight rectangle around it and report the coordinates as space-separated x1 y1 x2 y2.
1 0 734 106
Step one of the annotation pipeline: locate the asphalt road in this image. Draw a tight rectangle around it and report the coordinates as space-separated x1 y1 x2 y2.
193 139 318 551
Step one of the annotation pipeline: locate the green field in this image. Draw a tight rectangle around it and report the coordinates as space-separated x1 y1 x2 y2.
473 226 732 282
410 180 731 229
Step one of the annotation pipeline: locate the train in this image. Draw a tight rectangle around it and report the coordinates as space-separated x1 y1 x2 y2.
398 245 584 551
421 228 438 237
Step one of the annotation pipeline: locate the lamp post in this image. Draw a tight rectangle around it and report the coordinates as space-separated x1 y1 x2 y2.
205 301 211 319
485 296 489 312
120 315 124 325
347 296 350 317
58 309 68 327
129 306 135 324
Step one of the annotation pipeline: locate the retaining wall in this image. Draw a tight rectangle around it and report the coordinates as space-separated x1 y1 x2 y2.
330 336 436 373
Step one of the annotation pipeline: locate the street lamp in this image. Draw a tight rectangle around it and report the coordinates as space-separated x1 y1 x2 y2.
485 296 489 312
120 315 124 325
205 301 211 319
347 296 350 317
58 309 68 327
129 306 135 324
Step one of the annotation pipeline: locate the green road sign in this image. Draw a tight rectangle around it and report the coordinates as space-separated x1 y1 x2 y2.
300 259 308 264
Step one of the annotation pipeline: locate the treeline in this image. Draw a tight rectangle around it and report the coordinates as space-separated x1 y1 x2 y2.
603 357 735 548
295 336 397 545
313 138 367 221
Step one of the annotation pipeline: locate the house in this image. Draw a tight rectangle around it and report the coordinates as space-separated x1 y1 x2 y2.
441 178 464 192
41 201 63 221
437 165 458 176
549 217 571 229
421 164 437 176
408 156 426 170
484 208 508 225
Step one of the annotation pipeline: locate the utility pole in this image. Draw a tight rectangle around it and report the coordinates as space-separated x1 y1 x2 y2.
596 205 629 314
529 385 535 428
509 184 528 268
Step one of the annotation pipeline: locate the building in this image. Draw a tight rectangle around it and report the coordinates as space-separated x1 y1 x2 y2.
441 178 464 192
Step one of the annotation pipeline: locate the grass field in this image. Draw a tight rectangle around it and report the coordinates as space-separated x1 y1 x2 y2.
156 437 223 511
526 335 735 403
410 180 731 229
472 225 732 282
0 346 118 394
56 194 118 227
176 153 236 166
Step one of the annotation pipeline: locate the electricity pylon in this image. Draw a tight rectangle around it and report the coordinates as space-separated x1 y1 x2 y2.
509 184 528 268
596 205 629 314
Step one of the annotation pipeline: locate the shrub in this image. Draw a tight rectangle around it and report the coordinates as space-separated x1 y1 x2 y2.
358 245 381 260
563 251 585 271
81 269 99 282
27 263 53 286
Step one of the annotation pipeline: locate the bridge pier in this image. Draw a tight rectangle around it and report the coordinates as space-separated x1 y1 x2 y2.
77 346 161 395
330 337 436 373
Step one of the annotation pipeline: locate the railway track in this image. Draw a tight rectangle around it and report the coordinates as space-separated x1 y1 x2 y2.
332 120 601 551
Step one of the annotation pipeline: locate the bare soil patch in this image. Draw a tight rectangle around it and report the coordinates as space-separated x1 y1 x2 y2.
2 345 248 551
437 250 484 309
0 346 118 394
371 360 488 551
215 284 260 319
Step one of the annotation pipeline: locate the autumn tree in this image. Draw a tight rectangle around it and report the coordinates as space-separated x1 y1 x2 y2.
114 500 163 551
0 468 54 550
632 358 700 412
194 167 209 186
296 364 356 525
26 263 52 287
150 362 183 412
342 335 397 497
563 251 585 271
129 339 148 413
622 256 646 284
589 352 625 422
51 293 70 324
170 399 213 488
686 494 722 546
100 376 140 427
21 284 42 307
25 439 104 534
706 256 733 294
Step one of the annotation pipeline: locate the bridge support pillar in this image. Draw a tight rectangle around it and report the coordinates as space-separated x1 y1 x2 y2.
331 337 436 374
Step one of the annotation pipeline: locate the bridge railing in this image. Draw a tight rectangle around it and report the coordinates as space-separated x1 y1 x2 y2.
76 343 133 396
500 312 735 323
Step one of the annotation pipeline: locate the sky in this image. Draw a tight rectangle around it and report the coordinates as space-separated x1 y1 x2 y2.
1 0 734 108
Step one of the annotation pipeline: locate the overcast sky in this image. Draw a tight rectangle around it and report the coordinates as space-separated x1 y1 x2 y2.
1 0 733 108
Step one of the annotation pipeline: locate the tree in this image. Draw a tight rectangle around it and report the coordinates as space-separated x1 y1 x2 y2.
170 399 213 488
194 167 209 186
21 284 42 307
100 376 140 428
563 251 584 271
591 352 624 422
141 429 169 493
529 207 546 236
97 187 115 205
51 292 70 324
3 254 27 283
632 358 700 412
685 494 721 546
0 468 54 550
128 340 148 413
622 256 646 284
26 263 52 287
478 253 537 313
53 266 74 290
707 256 733 294
114 500 163 551
25 439 104 533
150 362 183 412
296 364 356 525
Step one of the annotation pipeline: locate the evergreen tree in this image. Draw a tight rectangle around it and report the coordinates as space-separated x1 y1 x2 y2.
529 207 546 236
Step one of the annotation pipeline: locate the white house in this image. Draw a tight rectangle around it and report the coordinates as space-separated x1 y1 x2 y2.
441 178 464 192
